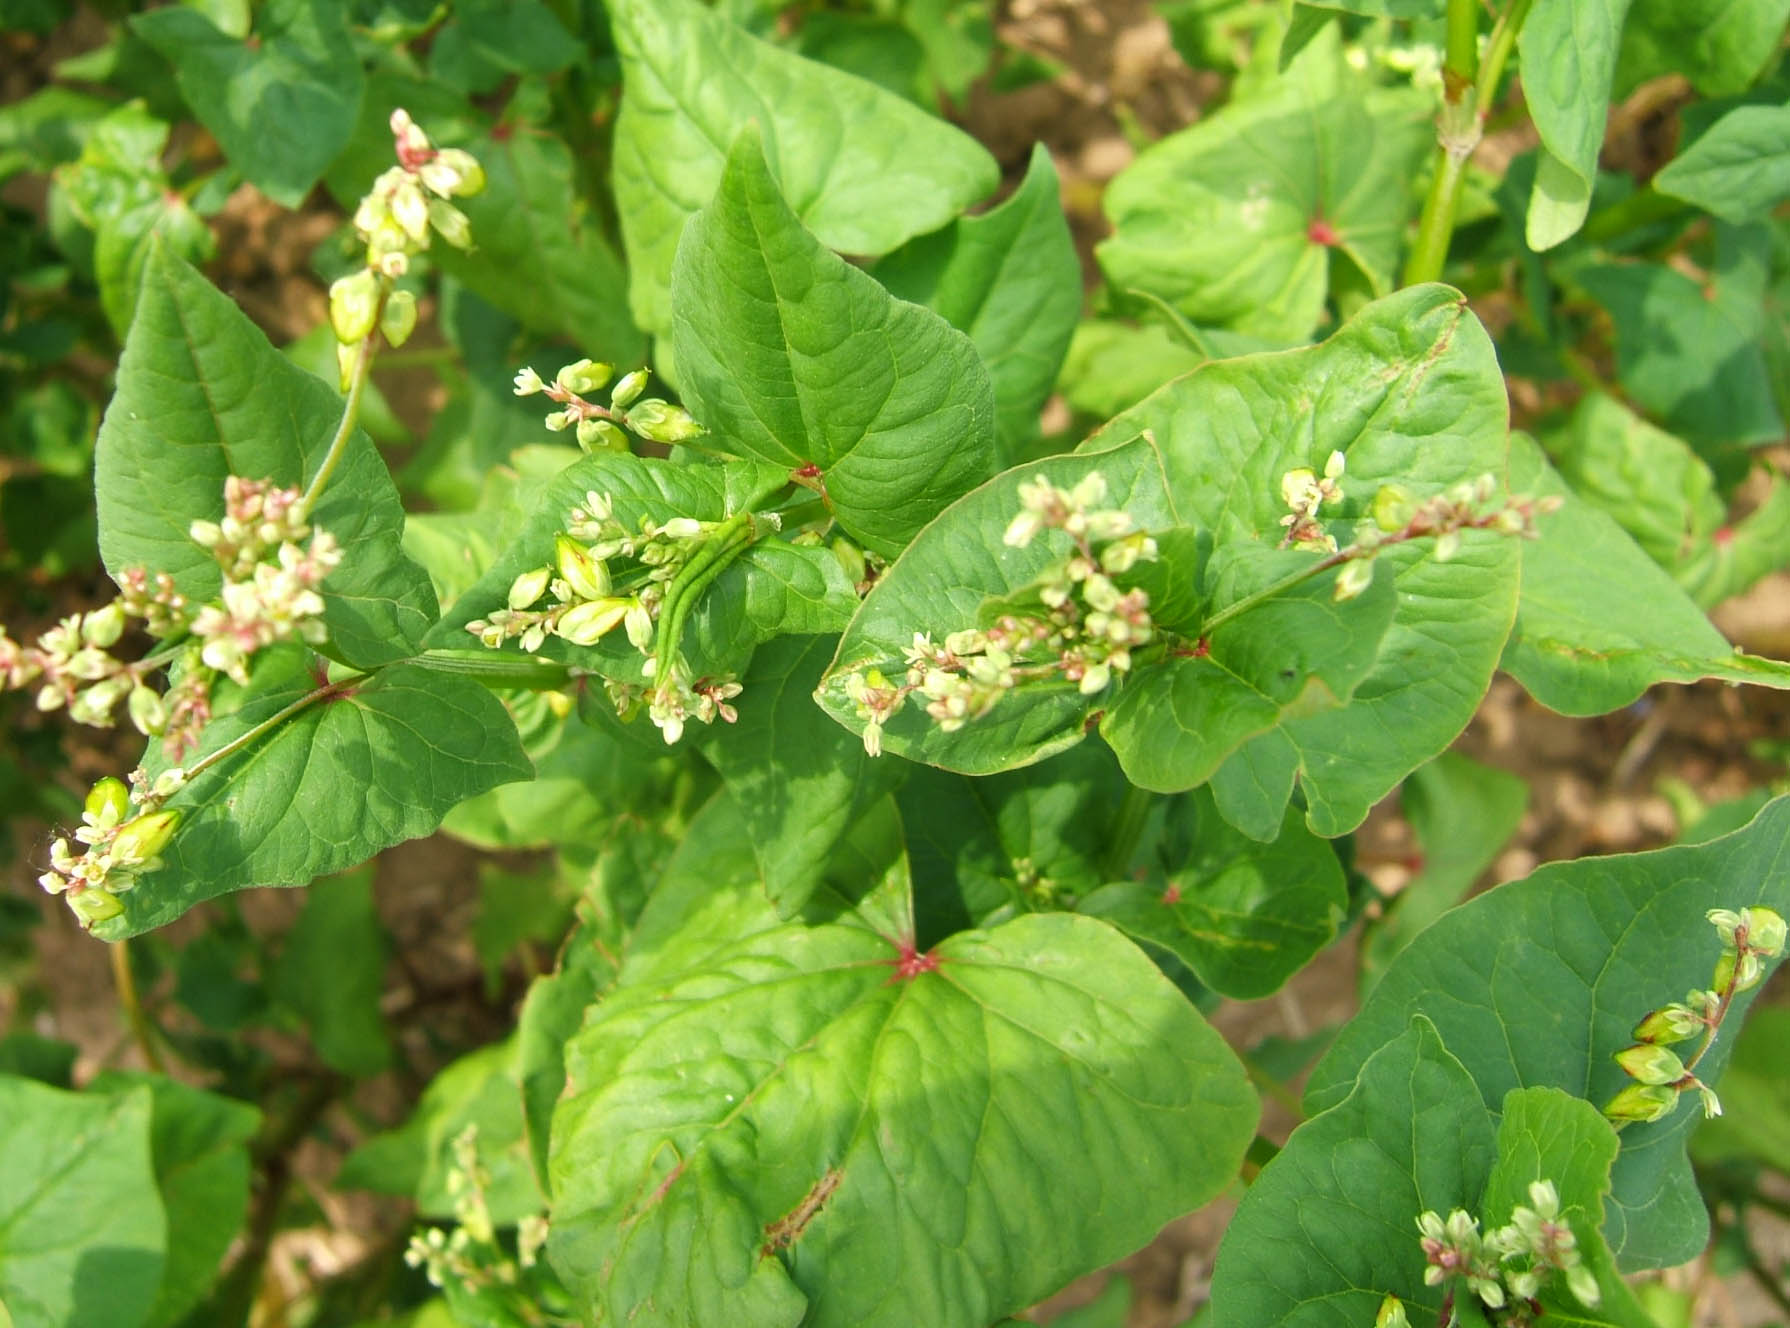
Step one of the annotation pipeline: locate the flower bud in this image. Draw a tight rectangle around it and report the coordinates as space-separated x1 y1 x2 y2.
624 600 654 651
1743 906 1786 957
127 684 168 736
1602 1082 1678 1123
82 603 126 648
556 358 612 395
1376 1295 1409 1328
610 369 648 409
434 148 485 197
427 198 473 250
1433 529 1462 562
557 598 630 645
381 288 418 347
1713 947 1764 993
329 269 381 345
507 566 552 611
86 777 131 824
513 366 545 396
1707 908 1743 946
1615 1042 1686 1086
627 400 704 444
336 339 357 392
68 888 124 924
152 768 187 798
1633 1005 1702 1044
1333 557 1375 602
112 810 181 864
576 418 628 453
555 536 610 601
1371 484 1415 532
391 180 429 242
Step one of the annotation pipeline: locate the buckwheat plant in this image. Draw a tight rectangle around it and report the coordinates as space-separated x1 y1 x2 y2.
1604 904 1786 1124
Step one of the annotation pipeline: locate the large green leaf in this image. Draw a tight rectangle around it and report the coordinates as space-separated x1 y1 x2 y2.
1653 102 1790 224
84 1073 260 1328
1305 796 1790 1268
548 912 1258 1327
95 245 436 669
1616 0 1790 97
1080 788 1346 999
1097 285 1519 835
1570 224 1784 452
609 0 998 334
93 652 531 939
1097 74 1431 340
0 1078 165 1328
697 636 908 915
431 125 643 365
672 133 998 557
1208 1017 1496 1327
1520 0 1633 250
1501 432 1790 713
876 144 1082 453
131 0 362 207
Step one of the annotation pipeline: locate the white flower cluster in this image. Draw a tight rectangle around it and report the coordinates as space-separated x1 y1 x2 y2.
188 477 340 685
842 470 1156 757
1279 449 1346 551
465 491 746 745
513 358 703 451
1415 1180 1599 1319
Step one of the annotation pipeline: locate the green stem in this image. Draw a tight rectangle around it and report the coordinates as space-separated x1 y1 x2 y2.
297 316 381 522
110 940 166 1073
1198 550 1349 639
1403 0 1535 286
1100 782 1154 882
412 648 578 689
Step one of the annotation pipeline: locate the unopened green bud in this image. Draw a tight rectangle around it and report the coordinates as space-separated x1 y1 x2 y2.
555 535 610 601
556 358 612 395
329 269 381 345
508 567 552 611
1707 908 1743 946
112 810 181 863
1603 1082 1678 1123
381 288 418 347
557 597 631 645
610 369 648 409
82 603 126 649
626 399 705 444
1615 1043 1686 1087
1371 484 1415 532
1376 1294 1409 1328
1743 906 1786 956
1713 947 1764 993
86 777 130 823
68 888 124 924
1433 529 1462 562
575 418 628 453
427 198 473 250
1333 557 1375 602
1633 1005 1702 1044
